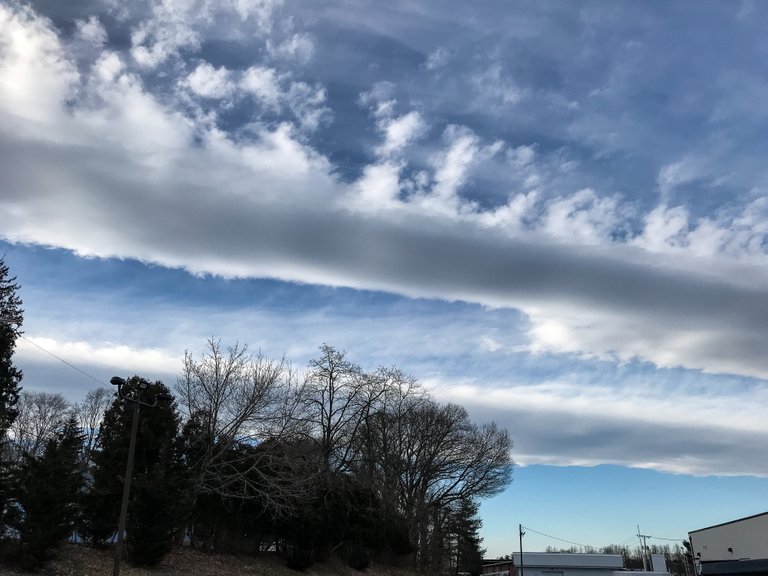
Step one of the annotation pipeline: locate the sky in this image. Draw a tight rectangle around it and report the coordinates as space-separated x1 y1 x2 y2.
1 0 768 557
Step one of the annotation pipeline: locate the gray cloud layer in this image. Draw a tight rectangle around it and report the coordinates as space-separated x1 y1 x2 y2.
3 0 768 476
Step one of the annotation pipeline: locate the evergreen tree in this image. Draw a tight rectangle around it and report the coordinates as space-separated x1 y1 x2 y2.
450 497 485 576
0 258 22 437
15 415 84 565
82 377 181 566
0 258 23 537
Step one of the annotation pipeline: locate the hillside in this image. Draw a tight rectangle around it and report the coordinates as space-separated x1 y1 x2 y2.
0 544 421 576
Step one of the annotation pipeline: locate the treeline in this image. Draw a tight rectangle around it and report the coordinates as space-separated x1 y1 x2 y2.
0 339 513 574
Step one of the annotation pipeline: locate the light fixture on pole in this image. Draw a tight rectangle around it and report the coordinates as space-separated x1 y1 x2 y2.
110 376 172 576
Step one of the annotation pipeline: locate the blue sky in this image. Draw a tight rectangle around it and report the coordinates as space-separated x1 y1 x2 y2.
2 0 768 557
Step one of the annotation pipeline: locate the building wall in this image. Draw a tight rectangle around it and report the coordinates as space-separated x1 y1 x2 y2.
689 513 768 563
482 561 514 576
512 553 624 569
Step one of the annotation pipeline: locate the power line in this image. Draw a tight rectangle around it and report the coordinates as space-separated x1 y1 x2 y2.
1 314 108 387
18 334 106 387
522 525 594 550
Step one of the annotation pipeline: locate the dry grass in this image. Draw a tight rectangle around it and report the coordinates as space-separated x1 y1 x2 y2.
0 544 420 576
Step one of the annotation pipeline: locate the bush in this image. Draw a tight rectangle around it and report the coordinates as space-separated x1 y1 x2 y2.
286 546 314 571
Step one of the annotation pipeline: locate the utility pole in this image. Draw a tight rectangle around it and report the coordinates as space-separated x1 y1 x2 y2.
519 524 525 576
637 526 650 571
110 377 173 576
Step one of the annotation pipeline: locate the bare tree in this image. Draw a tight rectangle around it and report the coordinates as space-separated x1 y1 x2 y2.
357 391 513 573
398 401 513 573
74 387 112 464
176 338 307 518
354 366 426 512
9 391 72 461
298 344 387 474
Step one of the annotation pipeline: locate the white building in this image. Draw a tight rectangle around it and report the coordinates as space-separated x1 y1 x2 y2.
504 552 669 576
689 512 768 576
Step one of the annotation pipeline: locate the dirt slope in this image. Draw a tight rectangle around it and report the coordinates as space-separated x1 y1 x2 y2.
0 544 420 576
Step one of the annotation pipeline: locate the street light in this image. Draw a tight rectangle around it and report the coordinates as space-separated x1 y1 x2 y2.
110 376 172 576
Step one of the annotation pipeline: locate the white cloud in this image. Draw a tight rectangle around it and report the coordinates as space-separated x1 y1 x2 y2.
408 125 503 216
239 67 330 130
471 65 524 108
376 111 427 157
429 126 482 206
540 188 625 244
658 157 707 197
351 161 403 211
284 81 330 132
267 32 315 64
231 0 282 27
358 81 397 118
130 0 204 69
433 377 768 476
18 337 181 377
240 65 282 109
632 200 768 261
507 144 536 168
424 46 450 70
0 5 79 130
128 0 282 69
185 62 234 99
75 16 108 47
479 190 539 230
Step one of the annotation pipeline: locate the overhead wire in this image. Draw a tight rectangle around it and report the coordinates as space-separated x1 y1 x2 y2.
522 525 595 550
1 314 106 387
521 527 678 551
18 334 106 386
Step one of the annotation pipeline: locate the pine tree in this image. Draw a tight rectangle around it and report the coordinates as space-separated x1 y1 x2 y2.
0 258 22 436
15 415 84 565
82 377 182 566
0 258 23 537
448 497 485 576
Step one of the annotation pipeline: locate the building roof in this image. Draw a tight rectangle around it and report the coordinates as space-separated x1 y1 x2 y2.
689 512 768 535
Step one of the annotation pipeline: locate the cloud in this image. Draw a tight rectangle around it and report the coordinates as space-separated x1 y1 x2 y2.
410 125 503 215
359 82 427 158
539 188 626 244
185 62 234 99
376 111 427 158
434 377 768 476
471 65 524 108
75 16 108 47
5 2 768 388
238 66 330 130
8 0 768 483
240 65 282 109
0 5 79 129
267 32 315 64
128 0 282 69
130 2 202 69
424 46 450 70
658 157 708 197
18 337 181 377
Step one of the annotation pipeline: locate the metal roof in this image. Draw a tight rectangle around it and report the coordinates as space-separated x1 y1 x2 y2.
689 512 768 535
